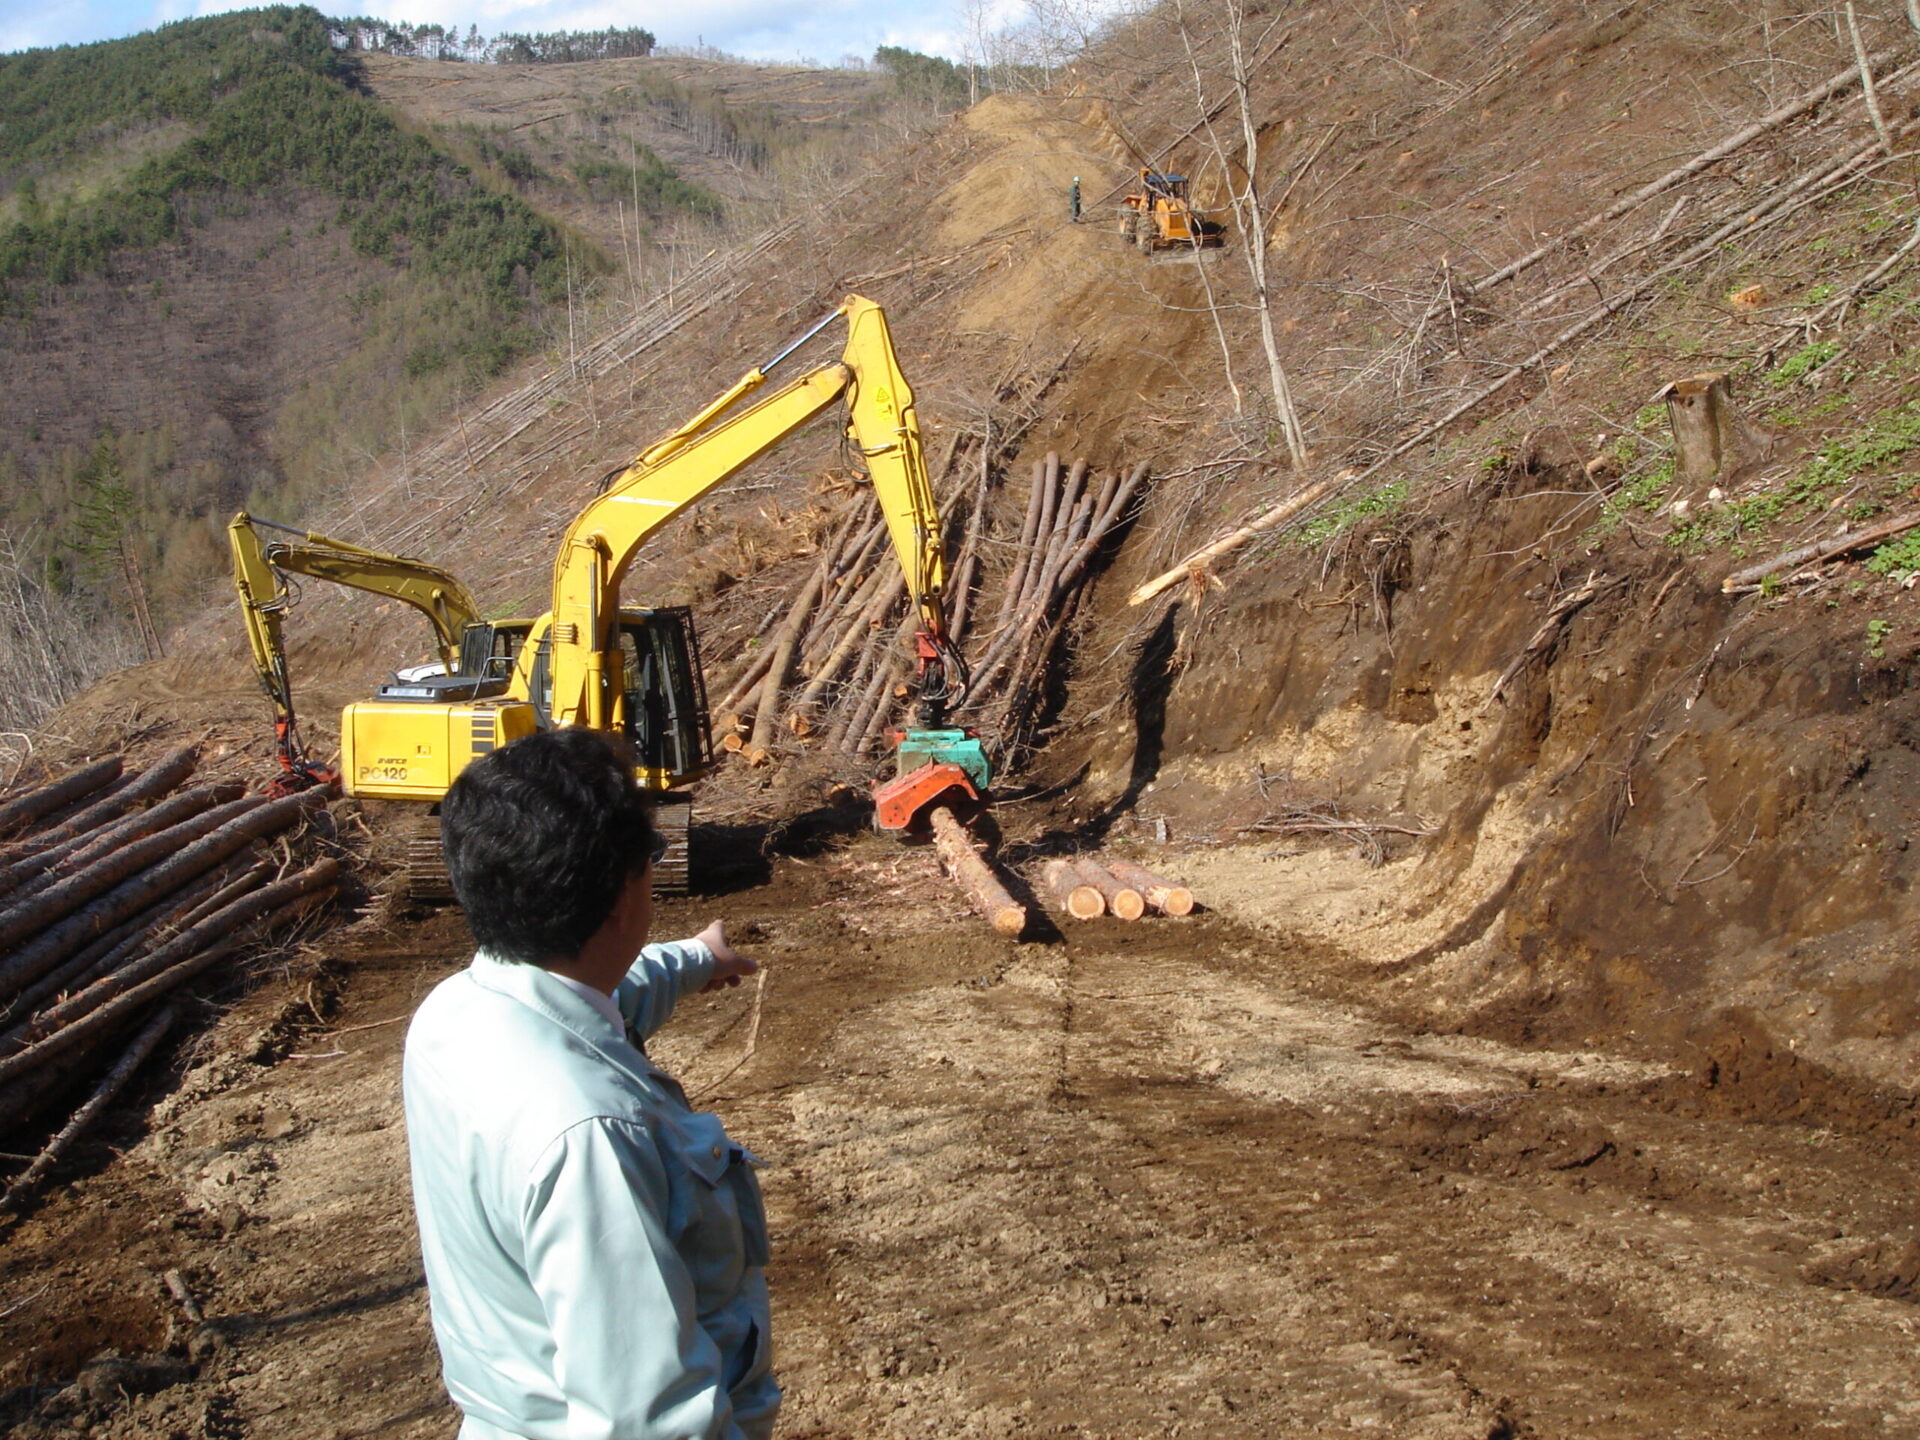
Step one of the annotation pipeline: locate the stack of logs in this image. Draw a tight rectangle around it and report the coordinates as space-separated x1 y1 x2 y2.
1042 856 1194 922
710 452 1148 765
0 747 340 1210
926 814 1199 937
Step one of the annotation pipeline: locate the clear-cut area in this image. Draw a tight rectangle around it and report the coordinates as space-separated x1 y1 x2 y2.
3 3 1919 1436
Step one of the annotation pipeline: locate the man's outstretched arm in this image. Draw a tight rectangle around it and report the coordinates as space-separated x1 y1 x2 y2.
618 922 759 1042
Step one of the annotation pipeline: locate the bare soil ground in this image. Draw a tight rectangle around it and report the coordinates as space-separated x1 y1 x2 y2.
3 826 1914 1439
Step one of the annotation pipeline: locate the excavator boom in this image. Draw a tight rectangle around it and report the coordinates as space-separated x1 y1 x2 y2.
335 292 983 889
229 513 483 672
548 295 965 734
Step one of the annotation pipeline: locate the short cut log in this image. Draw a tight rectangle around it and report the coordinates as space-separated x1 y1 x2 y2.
1102 858 1195 917
1043 859 1105 921
1070 860 1146 922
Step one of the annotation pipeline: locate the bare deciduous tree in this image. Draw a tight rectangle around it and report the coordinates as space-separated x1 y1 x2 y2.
1176 0 1310 468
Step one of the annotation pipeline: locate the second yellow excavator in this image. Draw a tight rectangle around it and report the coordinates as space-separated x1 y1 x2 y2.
334 294 987 897
228 512 537 797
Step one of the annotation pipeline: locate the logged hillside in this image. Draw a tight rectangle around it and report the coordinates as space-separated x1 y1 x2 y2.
126 0 1920 1086
0 7 891 726
9 3 1920 1435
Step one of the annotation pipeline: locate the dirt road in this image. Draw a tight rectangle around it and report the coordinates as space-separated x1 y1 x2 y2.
2 837 1914 1438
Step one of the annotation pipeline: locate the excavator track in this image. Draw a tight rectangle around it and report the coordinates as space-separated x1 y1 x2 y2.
650 792 692 897
404 793 693 903
404 815 455 905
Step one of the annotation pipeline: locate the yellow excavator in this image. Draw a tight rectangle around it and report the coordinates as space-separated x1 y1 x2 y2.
228 512 537 799
336 294 987 897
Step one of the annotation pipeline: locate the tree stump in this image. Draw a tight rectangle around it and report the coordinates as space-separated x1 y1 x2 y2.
1662 372 1774 494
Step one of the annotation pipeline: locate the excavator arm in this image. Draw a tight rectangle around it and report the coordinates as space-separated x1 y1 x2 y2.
228 513 483 673
229 512 495 793
547 295 966 734
227 512 335 792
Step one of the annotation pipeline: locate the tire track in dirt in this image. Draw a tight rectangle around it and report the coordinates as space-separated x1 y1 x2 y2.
6 847 1914 1438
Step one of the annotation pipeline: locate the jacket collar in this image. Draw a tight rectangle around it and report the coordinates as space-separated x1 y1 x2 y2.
466 949 655 1078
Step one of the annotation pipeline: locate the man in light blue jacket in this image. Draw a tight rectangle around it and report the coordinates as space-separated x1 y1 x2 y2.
404 728 778 1440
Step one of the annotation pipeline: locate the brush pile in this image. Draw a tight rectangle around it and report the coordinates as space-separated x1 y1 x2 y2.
0 746 340 1209
708 451 1148 769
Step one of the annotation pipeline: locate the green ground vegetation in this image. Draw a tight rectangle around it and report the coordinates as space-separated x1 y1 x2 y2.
1670 394 1920 555
1291 480 1409 549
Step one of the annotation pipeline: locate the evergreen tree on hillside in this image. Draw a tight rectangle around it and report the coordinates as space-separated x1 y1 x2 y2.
0 7 575 313
69 432 162 660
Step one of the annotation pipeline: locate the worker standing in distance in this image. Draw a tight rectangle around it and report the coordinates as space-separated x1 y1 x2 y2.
403 728 777 1440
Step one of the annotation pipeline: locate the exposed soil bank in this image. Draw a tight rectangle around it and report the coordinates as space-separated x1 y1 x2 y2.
1078 447 1920 1095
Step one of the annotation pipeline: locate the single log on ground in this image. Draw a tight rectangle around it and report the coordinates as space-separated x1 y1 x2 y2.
1722 508 1920 593
1102 858 1196 916
0 790 326 998
0 759 122 840
0 863 340 1087
1 1005 176 1213
1070 860 1147 922
1043 858 1105 921
930 807 1025 937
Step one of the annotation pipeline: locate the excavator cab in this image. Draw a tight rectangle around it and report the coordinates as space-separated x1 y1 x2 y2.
457 619 533 683
521 608 713 787
1120 169 1225 251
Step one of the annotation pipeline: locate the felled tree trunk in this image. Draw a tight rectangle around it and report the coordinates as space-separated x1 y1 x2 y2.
930 807 1025 937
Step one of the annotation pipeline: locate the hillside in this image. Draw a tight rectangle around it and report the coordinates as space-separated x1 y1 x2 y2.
0 8 878 724
5 2 1920 1436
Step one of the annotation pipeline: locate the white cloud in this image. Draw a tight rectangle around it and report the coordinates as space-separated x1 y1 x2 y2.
0 0 122 52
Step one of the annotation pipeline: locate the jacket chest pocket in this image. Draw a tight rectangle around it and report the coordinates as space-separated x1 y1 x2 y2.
676 1112 772 1270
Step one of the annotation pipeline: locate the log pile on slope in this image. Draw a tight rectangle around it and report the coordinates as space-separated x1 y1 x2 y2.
0 747 341 1210
707 451 1147 769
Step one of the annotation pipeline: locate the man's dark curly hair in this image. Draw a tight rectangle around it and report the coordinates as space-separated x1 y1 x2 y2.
440 728 657 965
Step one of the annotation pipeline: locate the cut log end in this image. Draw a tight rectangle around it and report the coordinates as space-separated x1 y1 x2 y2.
1103 857 1197 916
1067 887 1104 921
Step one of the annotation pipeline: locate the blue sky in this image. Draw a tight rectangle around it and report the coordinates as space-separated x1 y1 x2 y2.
0 0 1040 64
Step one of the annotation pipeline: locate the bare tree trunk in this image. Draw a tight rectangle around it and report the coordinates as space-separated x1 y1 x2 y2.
1178 0 1308 465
